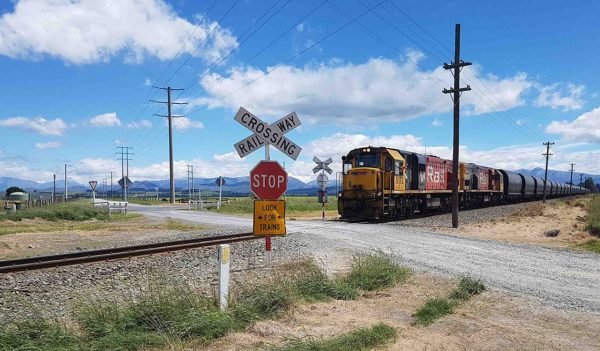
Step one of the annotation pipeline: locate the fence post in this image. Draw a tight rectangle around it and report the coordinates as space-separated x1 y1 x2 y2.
217 244 230 310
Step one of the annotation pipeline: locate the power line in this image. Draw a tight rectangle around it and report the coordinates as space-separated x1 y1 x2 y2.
116 147 134 201
185 0 386 116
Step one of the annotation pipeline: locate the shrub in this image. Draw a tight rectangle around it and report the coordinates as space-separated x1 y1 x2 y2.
344 255 411 291
449 277 486 300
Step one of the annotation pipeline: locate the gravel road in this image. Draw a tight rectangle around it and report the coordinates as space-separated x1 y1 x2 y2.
1 202 598 320
131 203 600 314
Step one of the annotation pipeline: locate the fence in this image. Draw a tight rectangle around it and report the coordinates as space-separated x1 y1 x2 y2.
93 200 128 215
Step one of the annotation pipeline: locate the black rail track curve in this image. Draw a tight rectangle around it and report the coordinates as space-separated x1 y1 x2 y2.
0 233 257 274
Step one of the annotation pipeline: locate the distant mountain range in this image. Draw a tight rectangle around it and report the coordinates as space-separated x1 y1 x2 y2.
1 167 597 196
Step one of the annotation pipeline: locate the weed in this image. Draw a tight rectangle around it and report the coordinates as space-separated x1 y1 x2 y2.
345 254 411 291
412 298 455 326
233 280 294 320
0 318 81 351
270 323 397 351
586 196 600 236
449 277 486 300
292 261 358 301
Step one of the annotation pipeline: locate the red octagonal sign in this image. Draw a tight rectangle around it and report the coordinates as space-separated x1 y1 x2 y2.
250 161 288 200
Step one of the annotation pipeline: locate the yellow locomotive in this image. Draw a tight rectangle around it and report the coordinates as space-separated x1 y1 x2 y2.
338 146 505 219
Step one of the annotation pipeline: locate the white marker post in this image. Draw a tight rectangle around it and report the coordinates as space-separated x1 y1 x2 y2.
217 244 230 310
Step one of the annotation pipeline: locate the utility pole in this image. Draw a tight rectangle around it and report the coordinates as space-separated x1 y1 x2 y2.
443 23 471 228
151 86 187 204
186 165 194 208
53 173 56 203
110 171 114 201
542 142 555 203
64 164 68 202
580 173 583 187
569 163 575 195
116 147 134 201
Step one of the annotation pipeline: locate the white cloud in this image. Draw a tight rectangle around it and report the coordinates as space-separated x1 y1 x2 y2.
127 119 152 129
0 116 67 135
0 0 237 64
546 106 600 142
172 117 204 130
35 141 63 149
431 118 443 127
144 78 152 86
535 83 585 111
194 56 534 123
90 112 121 127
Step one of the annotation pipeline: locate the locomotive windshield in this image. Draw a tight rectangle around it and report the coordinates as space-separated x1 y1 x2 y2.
355 154 380 167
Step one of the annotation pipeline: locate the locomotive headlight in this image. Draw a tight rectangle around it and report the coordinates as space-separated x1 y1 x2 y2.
338 192 343 198
376 191 382 197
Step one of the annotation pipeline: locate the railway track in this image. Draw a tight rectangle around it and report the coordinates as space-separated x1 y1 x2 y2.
0 233 258 274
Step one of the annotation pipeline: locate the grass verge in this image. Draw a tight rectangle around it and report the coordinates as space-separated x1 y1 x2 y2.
269 323 397 351
586 196 600 236
0 256 409 351
209 196 338 217
576 239 600 253
413 276 485 326
0 201 111 222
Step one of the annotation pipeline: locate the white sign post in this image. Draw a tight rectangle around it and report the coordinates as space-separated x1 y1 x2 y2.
89 181 98 204
217 244 230 310
215 177 226 209
313 157 333 219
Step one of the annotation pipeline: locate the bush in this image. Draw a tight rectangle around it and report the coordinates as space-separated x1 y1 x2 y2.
344 255 411 291
449 277 486 300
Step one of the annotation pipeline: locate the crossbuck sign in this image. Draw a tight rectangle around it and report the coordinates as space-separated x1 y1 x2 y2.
234 107 302 160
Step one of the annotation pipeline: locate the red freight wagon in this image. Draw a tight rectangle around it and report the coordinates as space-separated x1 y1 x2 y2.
425 156 452 190
479 167 491 190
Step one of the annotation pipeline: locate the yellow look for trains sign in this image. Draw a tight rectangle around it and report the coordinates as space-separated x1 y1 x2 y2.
253 200 286 236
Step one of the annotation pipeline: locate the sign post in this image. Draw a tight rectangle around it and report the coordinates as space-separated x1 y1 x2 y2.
88 180 98 204
215 177 226 209
234 106 301 267
313 156 333 220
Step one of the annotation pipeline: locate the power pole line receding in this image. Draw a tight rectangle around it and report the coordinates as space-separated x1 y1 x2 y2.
116 147 134 201
64 164 68 202
542 142 555 203
151 86 187 204
442 23 471 229
569 163 575 196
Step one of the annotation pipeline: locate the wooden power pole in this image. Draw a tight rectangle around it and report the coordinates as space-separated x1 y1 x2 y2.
542 142 554 203
443 24 471 228
151 86 187 204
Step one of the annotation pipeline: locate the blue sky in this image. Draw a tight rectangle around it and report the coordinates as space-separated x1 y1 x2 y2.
0 0 599 183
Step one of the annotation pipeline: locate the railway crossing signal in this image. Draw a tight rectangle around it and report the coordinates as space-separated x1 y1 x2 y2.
312 156 333 175
233 107 302 160
313 156 333 218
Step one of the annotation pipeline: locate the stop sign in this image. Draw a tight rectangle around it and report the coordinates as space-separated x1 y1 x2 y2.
250 161 288 199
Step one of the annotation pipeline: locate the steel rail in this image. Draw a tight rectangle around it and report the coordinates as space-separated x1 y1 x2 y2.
0 233 257 274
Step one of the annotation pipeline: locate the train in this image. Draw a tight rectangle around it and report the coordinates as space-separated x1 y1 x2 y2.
337 146 588 220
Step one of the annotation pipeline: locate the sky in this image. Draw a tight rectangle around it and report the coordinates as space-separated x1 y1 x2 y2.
0 0 599 184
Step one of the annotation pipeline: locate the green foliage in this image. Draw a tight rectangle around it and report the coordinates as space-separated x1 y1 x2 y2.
1 201 109 222
586 196 600 236
449 277 486 300
344 254 412 291
0 256 410 351
0 318 81 351
576 239 600 253
270 323 397 351
5 186 25 198
412 298 455 326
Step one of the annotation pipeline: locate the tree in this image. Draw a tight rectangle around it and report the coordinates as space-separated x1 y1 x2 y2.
5 186 25 198
584 177 596 192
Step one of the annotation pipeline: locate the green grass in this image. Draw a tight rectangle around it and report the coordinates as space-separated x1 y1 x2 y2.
576 239 600 253
0 256 410 351
270 323 397 351
1 201 111 222
209 196 337 216
413 277 485 326
344 254 412 291
586 196 600 236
